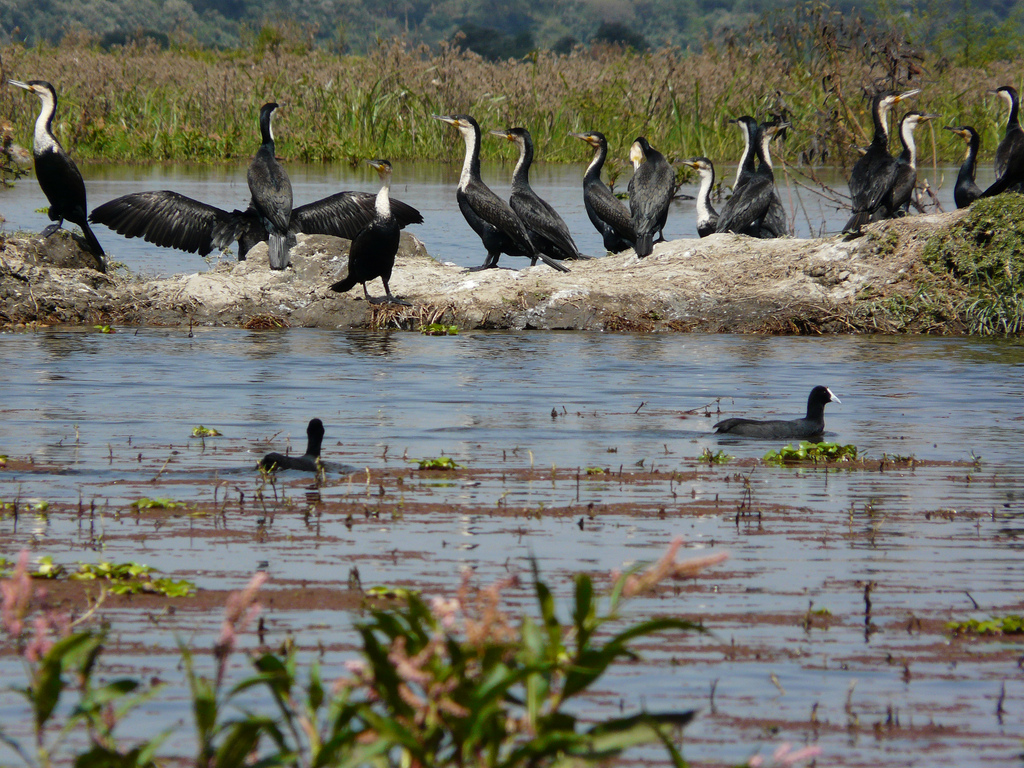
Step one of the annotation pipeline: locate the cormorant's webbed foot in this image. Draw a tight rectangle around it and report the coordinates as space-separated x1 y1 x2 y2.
40 223 62 238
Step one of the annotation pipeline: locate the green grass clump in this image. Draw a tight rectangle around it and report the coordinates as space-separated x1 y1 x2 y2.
923 197 1024 335
764 441 858 465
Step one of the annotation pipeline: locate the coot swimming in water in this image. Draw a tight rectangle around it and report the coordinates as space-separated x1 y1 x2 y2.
713 386 840 439
259 418 324 472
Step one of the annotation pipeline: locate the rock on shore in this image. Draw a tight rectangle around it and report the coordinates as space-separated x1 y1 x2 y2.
0 210 971 333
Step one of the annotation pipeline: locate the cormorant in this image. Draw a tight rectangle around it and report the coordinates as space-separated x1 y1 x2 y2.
9 79 105 259
259 418 324 472
945 125 982 209
981 86 1024 198
842 89 919 234
329 160 408 304
432 113 569 272
491 126 590 262
90 103 422 262
680 157 718 237
247 102 292 269
886 111 937 217
627 137 674 258
716 121 784 236
569 131 636 252
713 386 840 439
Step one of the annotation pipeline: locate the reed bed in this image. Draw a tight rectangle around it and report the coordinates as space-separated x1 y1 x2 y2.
0 24 1020 169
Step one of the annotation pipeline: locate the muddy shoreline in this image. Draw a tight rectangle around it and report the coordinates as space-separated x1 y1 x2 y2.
0 209 974 334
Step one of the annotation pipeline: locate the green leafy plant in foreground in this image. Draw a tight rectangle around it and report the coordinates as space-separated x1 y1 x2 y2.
947 615 1024 636
191 425 223 438
763 441 859 465
699 448 733 465
0 541 750 768
421 323 459 336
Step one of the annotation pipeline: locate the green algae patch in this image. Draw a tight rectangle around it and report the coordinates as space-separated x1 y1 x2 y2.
923 197 1024 335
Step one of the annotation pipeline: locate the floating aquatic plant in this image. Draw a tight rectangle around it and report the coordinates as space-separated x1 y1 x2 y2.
416 456 462 470
131 497 183 510
92 324 116 334
699 448 733 465
191 425 223 437
421 323 459 336
947 615 1024 636
763 442 858 465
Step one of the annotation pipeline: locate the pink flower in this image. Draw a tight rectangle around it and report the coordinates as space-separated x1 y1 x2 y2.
1 550 33 637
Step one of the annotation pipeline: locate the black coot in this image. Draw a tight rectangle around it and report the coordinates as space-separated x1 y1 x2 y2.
259 418 325 472
713 386 840 439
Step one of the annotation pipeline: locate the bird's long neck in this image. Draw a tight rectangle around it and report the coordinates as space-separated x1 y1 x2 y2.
260 110 275 154
965 131 979 181
899 120 918 168
695 168 716 222
32 92 59 155
583 141 606 186
1003 90 1020 134
375 174 392 220
734 124 752 187
758 130 774 172
511 136 533 189
459 124 481 190
872 101 891 148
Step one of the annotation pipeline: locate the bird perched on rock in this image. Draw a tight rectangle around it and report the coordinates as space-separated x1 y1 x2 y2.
492 126 590 263
886 111 938 217
627 137 674 257
981 86 1024 198
680 157 718 237
945 125 982 209
432 113 568 272
843 89 919 234
9 79 105 260
570 130 636 253
330 159 410 304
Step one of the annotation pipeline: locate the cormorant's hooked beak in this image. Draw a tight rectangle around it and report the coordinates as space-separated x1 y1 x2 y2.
680 159 699 170
431 114 460 127
895 88 921 102
488 128 513 141
8 79 30 91
919 113 940 122
569 132 597 146
367 158 391 174
943 125 968 138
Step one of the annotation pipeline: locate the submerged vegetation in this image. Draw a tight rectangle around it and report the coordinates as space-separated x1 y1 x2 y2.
0 5 1020 168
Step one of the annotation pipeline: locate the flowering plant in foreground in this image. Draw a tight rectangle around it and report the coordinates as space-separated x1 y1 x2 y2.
0 541 818 768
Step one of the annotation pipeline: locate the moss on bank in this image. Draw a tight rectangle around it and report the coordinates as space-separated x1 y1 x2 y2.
922 197 1024 335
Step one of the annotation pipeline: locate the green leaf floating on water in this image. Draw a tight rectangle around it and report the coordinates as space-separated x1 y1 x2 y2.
191 425 222 437
948 615 1024 636
421 323 459 336
132 497 183 510
764 441 858 465
68 561 196 597
416 456 462 470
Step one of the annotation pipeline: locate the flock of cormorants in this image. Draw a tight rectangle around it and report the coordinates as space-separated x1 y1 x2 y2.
8 77 1024 302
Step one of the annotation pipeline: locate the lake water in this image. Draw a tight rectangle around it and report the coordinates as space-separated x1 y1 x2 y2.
0 158 997 276
1 330 1023 766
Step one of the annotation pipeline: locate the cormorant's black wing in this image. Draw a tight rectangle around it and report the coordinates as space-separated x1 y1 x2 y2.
585 180 635 243
293 192 423 239
248 148 293 233
849 151 899 216
462 178 534 254
716 176 773 235
89 191 245 256
510 190 580 259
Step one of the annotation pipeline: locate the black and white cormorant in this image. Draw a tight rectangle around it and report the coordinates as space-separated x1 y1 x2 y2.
432 113 569 272
981 86 1024 198
90 108 422 262
491 126 590 262
843 89 919 234
680 157 718 237
713 386 840 439
886 111 937 217
9 79 105 259
569 131 636 252
329 160 409 304
716 121 785 236
246 102 292 269
259 418 324 472
945 125 982 209
627 137 674 258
